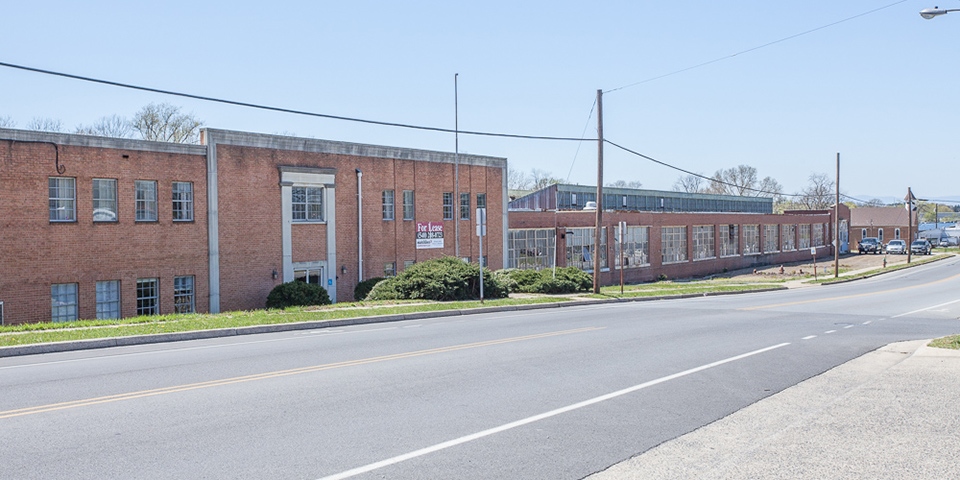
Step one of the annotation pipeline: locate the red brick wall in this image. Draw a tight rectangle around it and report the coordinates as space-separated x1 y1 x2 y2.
0 139 208 324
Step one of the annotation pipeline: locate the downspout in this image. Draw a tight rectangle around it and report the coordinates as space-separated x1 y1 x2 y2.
357 168 363 282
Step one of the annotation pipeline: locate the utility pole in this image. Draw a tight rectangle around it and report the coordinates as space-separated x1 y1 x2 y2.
593 89 604 294
454 73 460 259
906 187 915 263
834 153 839 278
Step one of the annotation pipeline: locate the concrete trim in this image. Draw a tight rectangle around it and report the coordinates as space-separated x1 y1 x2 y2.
206 142 221 314
0 128 206 155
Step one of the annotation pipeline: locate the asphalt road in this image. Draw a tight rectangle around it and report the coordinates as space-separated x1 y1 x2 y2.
2 258 959 479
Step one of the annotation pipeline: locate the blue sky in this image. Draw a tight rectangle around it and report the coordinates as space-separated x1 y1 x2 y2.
2 1 958 203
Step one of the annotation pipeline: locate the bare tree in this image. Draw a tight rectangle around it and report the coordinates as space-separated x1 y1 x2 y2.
606 179 642 188
706 165 781 198
529 168 563 190
131 103 204 144
0 116 15 128
673 174 706 193
798 172 835 209
26 117 64 132
861 198 886 207
75 115 134 138
508 167 531 190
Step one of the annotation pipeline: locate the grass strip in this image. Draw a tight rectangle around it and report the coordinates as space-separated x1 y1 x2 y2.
929 335 960 350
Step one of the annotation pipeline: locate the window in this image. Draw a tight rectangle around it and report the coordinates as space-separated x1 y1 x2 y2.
403 260 415 271
402 190 415 220
693 225 715 260
813 224 825 247
51 283 78 322
508 228 556 270
49 177 76 222
442 192 454 220
720 224 739 257
878 228 884 242
460 193 470 220
294 268 323 284
292 186 324 222
861 228 867 240
743 224 760 255
476 193 486 210
384 262 396 277
93 178 118 222
782 224 797 251
763 224 780 253
174 276 195 314
172 182 194 222
799 225 811 249
565 227 607 271
135 180 158 221
895 228 901 240
96 280 120 319
137 278 159 316
661 226 688 264
613 226 649 269
382 190 395 221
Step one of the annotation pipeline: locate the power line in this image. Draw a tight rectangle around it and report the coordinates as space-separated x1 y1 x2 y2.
565 98 598 182
0 60 593 143
604 0 908 94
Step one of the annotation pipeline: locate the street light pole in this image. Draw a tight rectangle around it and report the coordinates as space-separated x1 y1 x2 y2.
920 7 960 18
593 89 604 294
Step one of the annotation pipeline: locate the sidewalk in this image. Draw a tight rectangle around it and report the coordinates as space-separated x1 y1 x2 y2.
588 340 960 480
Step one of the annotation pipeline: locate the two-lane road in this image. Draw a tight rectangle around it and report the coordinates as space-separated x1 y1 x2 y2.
2 258 959 479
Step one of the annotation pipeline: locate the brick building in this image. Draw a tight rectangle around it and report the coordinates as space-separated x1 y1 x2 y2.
1 128 506 324
849 206 915 244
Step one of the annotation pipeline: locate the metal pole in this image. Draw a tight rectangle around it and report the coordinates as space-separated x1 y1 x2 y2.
907 187 913 264
834 152 840 278
593 89 604 294
619 222 625 294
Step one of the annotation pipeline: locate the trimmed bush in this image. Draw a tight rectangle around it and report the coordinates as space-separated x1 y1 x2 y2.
266 281 332 309
366 256 509 302
354 277 385 301
500 267 592 294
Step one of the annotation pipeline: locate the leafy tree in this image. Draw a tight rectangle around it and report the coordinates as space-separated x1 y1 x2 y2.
75 115 134 138
26 117 64 132
131 103 204 144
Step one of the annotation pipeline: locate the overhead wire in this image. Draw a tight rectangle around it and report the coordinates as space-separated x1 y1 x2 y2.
565 98 597 182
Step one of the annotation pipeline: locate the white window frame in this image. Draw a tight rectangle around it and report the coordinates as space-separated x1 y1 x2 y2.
49 177 76 222
382 190 395 221
137 278 159 316
51 283 78 322
96 280 121 319
720 224 739 257
661 226 688 264
613 225 650 269
878 228 884 242
743 224 760 255
442 192 454 220
135 180 158 222
693 225 716 261
764 224 780 253
459 192 470 220
402 190 415 221
93 178 118 222
174 276 195 314
565 227 607 271
508 228 556 270
781 224 797 251
172 181 194 222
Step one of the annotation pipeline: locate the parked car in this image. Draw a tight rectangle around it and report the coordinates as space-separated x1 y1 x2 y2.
911 239 932 255
885 239 906 254
858 237 882 254
940 236 959 247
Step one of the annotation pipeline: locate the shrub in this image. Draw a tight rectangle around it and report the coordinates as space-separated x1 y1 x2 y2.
354 277 385 301
366 257 509 302
365 276 403 301
266 281 331 309
498 267 592 294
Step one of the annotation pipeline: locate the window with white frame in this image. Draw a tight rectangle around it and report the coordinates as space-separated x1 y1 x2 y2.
135 180 158 221
93 178 118 222
294 267 323 284
402 190 415 220
137 278 159 316
720 224 739 257
763 224 779 252
51 283 78 322
813 224 825 247
895 228 901 240
442 192 454 220
743 224 760 254
477 193 486 210
459 193 470 220
693 225 715 260
382 190 395 221
565 227 607 271
384 262 397 277
782 224 797 251
174 276 195 314
96 280 120 319
508 228 556 270
172 182 194 222
292 186 324 222
878 228 884 242
49 177 76 222
661 226 688 264
613 225 649 269
861 228 867 239
403 260 415 271
799 224 811 249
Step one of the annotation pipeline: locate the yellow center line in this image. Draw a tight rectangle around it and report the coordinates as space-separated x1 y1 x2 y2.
742 270 960 311
0 327 604 420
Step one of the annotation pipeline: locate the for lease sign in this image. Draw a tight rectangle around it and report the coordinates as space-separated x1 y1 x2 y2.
416 221 444 249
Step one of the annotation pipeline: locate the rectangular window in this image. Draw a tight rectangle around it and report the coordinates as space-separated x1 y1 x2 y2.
292 186 324 222
799 224 811 249
813 224 825 247
402 190 415 220
172 182 194 222
135 180 158 222
403 260 415 271
137 278 159 316
382 190 395 221
49 177 76 222
565 227 607 271
507 228 557 270
460 193 470 220
782 224 797 251
384 262 397 277
744 224 760 254
661 226 688 264
763 224 780 253
96 280 121 319
51 283 78 322
174 276 195 314
476 193 487 209
294 268 323 284
92 178 118 222
720 224 739 257
613 226 650 269
693 225 716 260
442 192 454 220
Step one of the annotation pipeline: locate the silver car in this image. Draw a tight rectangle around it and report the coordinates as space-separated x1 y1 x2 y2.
885 239 906 254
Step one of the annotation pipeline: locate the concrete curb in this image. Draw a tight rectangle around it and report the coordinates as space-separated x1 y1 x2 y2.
0 286 786 358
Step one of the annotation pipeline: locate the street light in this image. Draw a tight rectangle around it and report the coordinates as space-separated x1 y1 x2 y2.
920 7 960 19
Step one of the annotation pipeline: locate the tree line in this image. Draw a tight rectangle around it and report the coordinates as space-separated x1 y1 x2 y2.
0 103 204 144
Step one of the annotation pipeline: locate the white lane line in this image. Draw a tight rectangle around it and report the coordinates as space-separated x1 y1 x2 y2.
892 298 960 318
802 335 817 340
825 330 837 334
317 342 792 480
862 320 872 325
843 325 854 329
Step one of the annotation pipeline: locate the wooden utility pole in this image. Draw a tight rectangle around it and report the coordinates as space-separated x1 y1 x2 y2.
834 153 840 278
593 89 604 294
906 187 915 264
